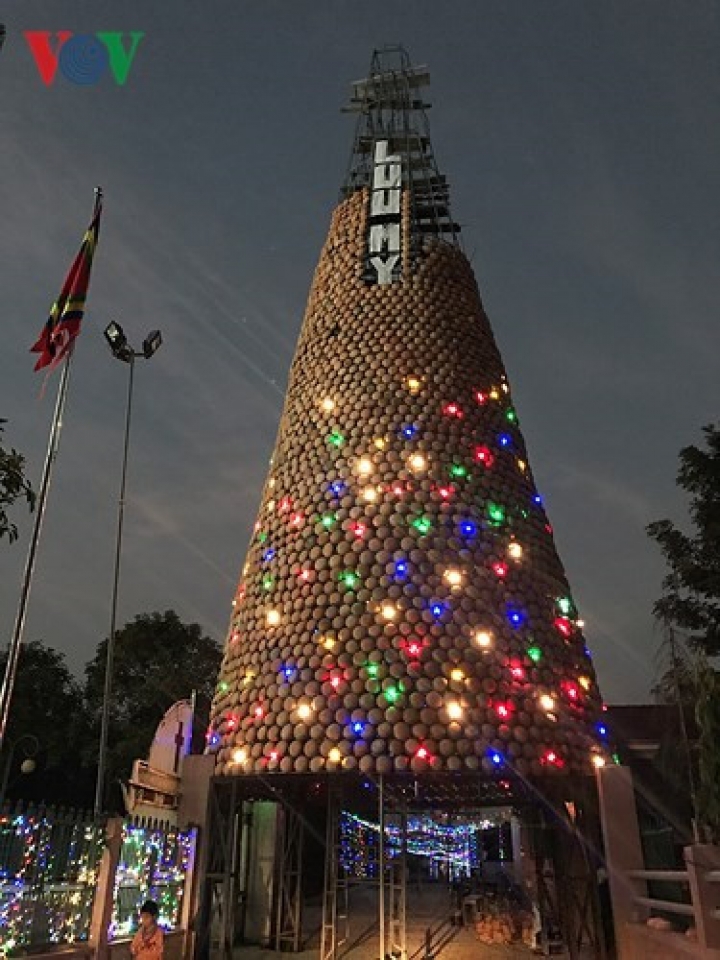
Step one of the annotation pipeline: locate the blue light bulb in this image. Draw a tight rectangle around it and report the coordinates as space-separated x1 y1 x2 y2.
507 607 525 628
498 433 512 447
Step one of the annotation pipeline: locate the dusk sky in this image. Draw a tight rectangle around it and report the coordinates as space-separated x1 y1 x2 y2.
1 1 718 704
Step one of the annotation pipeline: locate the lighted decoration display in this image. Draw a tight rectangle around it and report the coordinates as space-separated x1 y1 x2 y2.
209 58 606 782
339 811 511 881
109 823 195 939
0 810 105 955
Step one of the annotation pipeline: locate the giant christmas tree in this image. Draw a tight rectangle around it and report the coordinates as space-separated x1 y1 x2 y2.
209 48 607 787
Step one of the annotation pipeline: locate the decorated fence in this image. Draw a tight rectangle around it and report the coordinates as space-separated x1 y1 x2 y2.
0 804 104 955
110 819 196 939
0 805 196 957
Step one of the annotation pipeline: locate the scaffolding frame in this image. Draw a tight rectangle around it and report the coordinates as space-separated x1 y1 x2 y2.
341 44 462 284
320 782 349 960
386 803 408 960
272 800 305 952
195 772 608 960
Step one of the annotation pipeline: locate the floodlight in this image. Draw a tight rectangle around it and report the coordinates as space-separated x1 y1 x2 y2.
104 321 132 362
142 329 162 359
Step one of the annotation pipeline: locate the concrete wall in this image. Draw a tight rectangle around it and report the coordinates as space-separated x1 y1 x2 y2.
620 923 720 960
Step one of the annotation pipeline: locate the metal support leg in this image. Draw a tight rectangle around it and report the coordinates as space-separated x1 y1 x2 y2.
388 805 407 960
378 775 386 960
321 783 346 960
195 779 241 960
272 800 305 951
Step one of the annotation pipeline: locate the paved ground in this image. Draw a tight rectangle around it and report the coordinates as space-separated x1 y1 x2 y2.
229 882 599 960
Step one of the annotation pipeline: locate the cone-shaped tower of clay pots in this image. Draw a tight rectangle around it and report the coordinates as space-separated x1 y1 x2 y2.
209 47 607 783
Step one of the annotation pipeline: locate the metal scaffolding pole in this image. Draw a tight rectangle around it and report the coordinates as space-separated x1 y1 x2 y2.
388 804 407 960
273 801 305 951
321 783 347 960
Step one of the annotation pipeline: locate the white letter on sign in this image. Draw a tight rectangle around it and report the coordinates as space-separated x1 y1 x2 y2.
368 140 402 285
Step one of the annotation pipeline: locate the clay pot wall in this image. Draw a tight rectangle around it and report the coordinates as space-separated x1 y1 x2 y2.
209 186 605 780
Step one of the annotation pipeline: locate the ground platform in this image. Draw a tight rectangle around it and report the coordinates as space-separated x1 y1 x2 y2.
225 882 598 960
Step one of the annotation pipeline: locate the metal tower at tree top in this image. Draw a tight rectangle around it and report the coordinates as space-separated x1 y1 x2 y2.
208 46 608 790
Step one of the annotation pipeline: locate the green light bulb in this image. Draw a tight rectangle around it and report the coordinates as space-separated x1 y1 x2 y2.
506 408 517 423
385 686 400 703
449 463 468 479
412 515 432 535
558 597 573 615
527 646 542 663
340 571 359 589
487 502 505 525
366 663 379 678
327 430 345 448
321 513 337 529
262 575 274 591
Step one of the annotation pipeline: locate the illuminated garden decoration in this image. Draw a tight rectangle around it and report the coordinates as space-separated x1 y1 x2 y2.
208 47 607 786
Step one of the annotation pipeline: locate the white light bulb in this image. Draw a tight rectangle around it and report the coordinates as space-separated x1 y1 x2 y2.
447 702 463 720
381 603 397 621
444 568 464 588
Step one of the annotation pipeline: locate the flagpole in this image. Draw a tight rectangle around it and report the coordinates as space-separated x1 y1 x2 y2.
0 352 74 751
0 185 102 755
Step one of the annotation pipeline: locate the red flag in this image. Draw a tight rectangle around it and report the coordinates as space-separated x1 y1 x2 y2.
30 191 102 372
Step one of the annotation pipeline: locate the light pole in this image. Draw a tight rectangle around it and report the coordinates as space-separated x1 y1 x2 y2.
94 323 162 817
0 733 39 806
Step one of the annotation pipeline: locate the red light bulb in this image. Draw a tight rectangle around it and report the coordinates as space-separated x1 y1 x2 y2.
473 445 494 467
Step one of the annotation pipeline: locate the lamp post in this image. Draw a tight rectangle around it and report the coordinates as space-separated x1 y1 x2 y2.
0 733 39 807
94 323 162 817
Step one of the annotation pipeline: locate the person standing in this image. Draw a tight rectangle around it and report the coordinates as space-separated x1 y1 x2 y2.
130 900 164 960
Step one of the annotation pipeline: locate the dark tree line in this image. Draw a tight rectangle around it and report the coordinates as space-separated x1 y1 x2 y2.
0 611 221 810
648 423 720 838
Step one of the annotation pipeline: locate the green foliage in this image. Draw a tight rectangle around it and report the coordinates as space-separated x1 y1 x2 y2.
647 424 720 657
0 641 92 805
695 665 720 840
83 610 221 797
0 419 36 544
1 611 221 809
